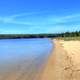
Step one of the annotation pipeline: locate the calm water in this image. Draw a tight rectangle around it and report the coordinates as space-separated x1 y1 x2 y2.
0 38 53 80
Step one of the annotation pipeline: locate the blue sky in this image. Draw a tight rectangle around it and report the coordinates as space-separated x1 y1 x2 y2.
0 0 80 34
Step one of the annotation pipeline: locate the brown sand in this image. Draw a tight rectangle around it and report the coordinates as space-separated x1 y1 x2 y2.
40 40 80 80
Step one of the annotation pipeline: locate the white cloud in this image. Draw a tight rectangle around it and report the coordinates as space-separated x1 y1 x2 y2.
0 13 80 29
9 12 41 18
48 14 80 24
0 12 42 25
0 16 33 25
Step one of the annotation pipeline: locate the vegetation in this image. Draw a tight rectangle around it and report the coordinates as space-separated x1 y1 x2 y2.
0 34 56 39
0 31 80 39
55 31 80 40
57 31 80 37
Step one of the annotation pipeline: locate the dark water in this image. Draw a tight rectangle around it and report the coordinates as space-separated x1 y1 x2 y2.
0 38 53 80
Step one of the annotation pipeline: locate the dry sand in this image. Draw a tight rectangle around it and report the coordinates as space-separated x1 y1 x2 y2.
40 40 80 80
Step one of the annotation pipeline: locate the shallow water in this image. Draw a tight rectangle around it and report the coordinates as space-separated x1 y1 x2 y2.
0 38 52 80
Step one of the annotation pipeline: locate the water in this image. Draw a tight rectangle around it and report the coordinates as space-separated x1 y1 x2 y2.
0 38 53 80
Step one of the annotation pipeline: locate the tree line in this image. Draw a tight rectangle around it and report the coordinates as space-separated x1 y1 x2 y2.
57 31 80 37
0 31 80 39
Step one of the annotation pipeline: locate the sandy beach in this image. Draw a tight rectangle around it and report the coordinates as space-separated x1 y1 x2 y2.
40 39 80 80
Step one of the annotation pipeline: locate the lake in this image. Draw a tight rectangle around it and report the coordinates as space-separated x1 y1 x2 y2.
0 38 53 80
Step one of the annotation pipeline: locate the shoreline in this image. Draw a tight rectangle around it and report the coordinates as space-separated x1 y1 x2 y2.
40 39 65 80
40 39 80 80
0 39 80 80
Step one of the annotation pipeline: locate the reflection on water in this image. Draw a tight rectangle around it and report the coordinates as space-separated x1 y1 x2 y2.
0 38 53 80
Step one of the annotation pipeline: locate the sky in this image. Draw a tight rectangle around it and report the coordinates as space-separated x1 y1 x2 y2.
0 0 80 34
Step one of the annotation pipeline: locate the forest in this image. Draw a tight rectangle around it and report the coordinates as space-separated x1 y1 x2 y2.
0 31 80 39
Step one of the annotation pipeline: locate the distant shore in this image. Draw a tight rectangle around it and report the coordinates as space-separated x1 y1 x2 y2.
0 34 56 39
0 31 80 39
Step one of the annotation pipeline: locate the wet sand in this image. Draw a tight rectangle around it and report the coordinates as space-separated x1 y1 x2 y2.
0 38 52 80
0 53 49 80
